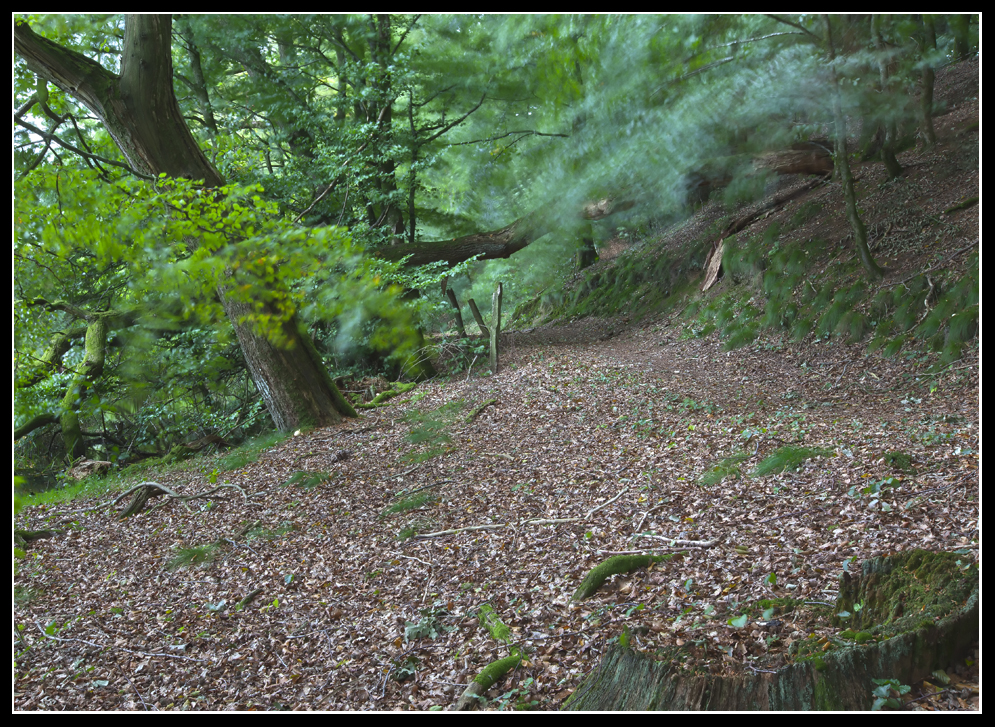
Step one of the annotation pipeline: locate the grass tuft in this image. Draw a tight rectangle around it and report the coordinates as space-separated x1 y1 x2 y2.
881 336 906 358
167 543 220 571
723 326 758 351
699 453 750 486
382 491 436 517
945 305 978 345
752 446 833 477
844 312 871 344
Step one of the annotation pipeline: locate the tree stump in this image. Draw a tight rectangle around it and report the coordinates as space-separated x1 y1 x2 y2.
564 550 978 710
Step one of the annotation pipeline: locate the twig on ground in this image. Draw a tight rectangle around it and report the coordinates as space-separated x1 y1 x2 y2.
586 488 628 517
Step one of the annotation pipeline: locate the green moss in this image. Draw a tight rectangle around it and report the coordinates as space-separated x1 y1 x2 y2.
752 446 833 477
477 603 512 643
884 451 915 473
573 554 673 601
832 550 978 635
472 652 523 689
699 452 750 486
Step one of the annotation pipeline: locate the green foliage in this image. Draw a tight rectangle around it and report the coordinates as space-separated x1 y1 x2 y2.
167 543 221 571
382 491 436 517
282 471 329 490
870 677 911 710
722 325 758 351
699 453 750 486
404 600 454 642
400 400 466 463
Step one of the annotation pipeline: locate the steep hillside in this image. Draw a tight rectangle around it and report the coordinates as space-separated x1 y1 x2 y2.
511 57 978 375
13 60 978 712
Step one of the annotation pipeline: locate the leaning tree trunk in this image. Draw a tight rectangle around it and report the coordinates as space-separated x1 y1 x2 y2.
15 15 353 432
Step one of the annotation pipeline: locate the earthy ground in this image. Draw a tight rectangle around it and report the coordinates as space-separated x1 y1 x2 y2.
14 59 978 712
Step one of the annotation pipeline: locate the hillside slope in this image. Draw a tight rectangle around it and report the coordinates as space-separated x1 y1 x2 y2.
14 60 978 712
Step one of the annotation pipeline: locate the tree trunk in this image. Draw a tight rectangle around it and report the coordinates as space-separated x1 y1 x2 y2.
823 16 885 281
467 299 489 338
949 15 972 61
15 16 354 432
445 288 467 338
489 283 502 375
871 15 903 180
576 221 597 270
59 317 109 460
919 15 938 150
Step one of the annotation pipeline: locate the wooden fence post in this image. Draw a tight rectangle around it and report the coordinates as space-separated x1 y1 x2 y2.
489 282 502 374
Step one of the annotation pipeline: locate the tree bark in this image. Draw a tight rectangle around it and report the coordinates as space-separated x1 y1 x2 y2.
871 15 903 180
15 16 354 432
489 283 502 375
823 16 885 281
59 317 109 460
445 288 467 338
377 193 635 269
919 15 938 150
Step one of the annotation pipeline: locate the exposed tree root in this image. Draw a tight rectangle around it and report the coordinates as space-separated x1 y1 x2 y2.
111 481 246 519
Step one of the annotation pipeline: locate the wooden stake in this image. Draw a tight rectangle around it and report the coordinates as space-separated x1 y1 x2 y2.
489 282 502 374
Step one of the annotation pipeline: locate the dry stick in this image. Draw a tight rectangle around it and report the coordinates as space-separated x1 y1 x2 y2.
599 547 709 555
416 523 505 538
634 503 670 533
465 399 498 424
116 661 149 711
390 479 452 500
414 489 627 540
110 481 245 508
586 488 628 517
33 622 205 662
631 535 718 547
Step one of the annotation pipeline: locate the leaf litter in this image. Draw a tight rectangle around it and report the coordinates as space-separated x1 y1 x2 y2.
14 59 980 709
14 319 978 710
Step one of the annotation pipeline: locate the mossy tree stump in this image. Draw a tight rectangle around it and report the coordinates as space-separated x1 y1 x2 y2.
564 550 978 710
